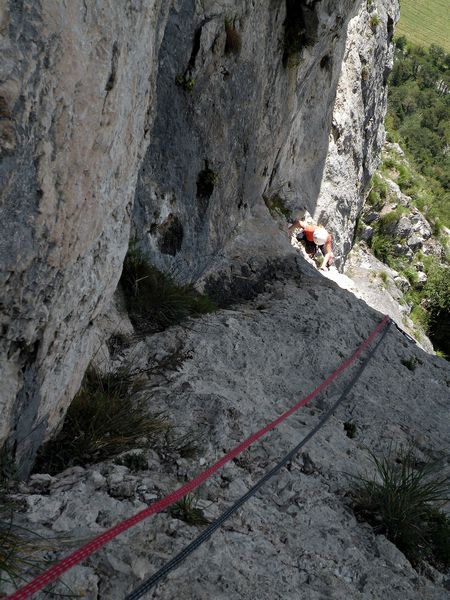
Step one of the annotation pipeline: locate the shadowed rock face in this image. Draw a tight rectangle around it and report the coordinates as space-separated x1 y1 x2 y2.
0 0 398 474
133 0 355 280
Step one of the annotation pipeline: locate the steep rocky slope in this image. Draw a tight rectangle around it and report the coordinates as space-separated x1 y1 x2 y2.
4 260 449 598
1 0 398 475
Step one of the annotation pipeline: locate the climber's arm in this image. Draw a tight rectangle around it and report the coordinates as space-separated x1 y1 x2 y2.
288 219 307 235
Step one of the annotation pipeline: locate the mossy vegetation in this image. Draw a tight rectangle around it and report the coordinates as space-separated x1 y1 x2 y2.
264 193 292 221
120 247 217 333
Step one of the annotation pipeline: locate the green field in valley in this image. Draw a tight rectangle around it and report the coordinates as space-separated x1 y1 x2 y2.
396 0 450 51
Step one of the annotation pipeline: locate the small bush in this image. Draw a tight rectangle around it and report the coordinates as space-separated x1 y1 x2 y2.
352 449 450 567
33 369 171 475
344 422 357 439
370 15 380 30
224 19 241 55
120 248 217 332
400 355 422 371
175 74 195 92
169 493 209 526
379 271 388 284
370 234 396 264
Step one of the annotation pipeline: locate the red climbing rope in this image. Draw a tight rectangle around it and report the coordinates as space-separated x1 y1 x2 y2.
8 315 390 599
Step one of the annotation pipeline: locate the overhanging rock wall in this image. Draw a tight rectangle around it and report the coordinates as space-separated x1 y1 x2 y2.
0 0 398 474
133 0 398 281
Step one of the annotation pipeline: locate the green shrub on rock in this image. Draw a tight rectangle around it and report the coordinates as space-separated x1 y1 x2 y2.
422 265 450 356
352 449 450 568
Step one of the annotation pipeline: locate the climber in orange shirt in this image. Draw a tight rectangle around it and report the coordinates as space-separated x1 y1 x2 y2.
288 220 334 270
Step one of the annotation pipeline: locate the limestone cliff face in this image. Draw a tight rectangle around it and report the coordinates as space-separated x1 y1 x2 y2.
0 0 398 472
133 0 398 280
0 0 170 472
316 0 396 261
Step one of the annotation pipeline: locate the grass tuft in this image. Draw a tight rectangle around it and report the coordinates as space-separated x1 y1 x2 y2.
33 368 171 475
352 449 450 568
120 248 217 333
370 234 396 265
169 493 209 526
369 14 380 30
0 451 57 590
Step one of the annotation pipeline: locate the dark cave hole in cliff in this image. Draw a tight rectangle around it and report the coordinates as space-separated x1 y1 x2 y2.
320 54 332 71
188 25 203 71
196 163 217 213
157 214 184 256
283 0 319 66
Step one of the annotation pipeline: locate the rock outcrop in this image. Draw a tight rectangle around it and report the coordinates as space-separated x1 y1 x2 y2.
1 0 398 471
0 0 170 473
5 262 449 598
